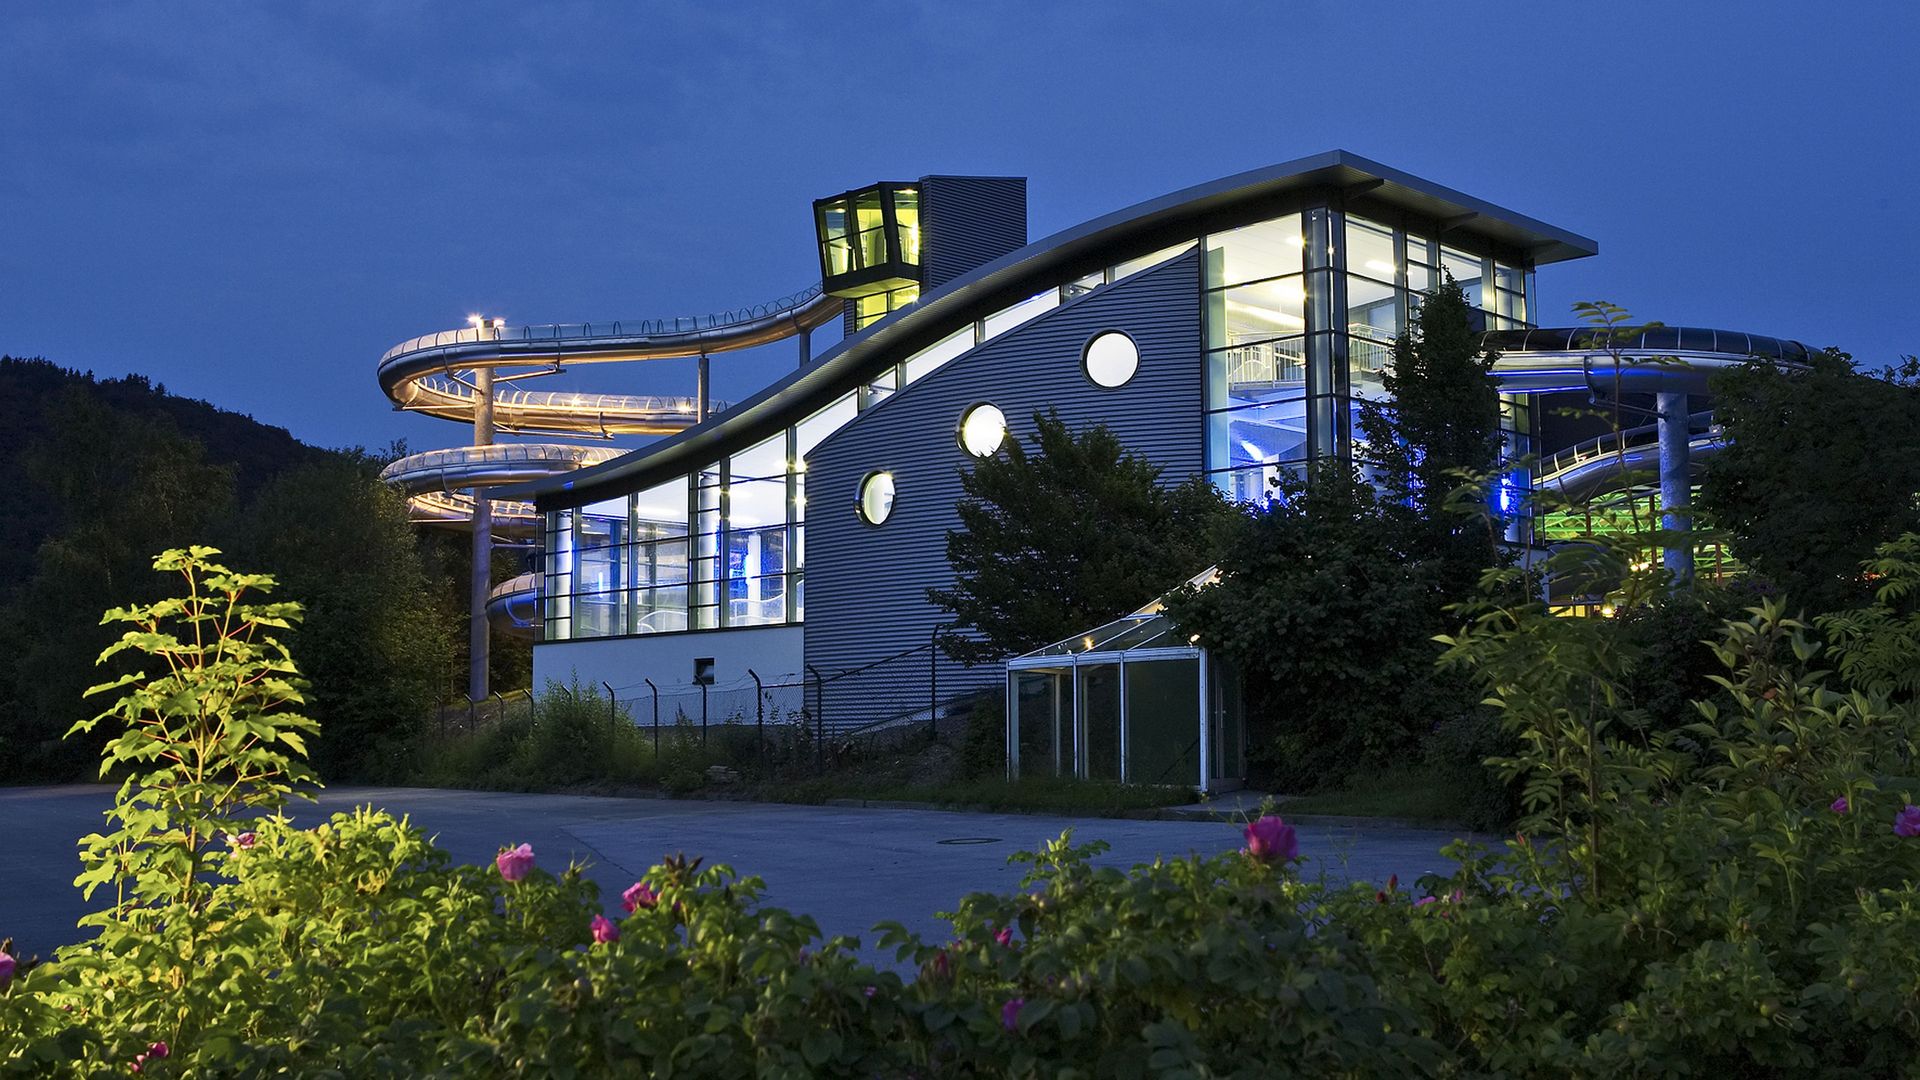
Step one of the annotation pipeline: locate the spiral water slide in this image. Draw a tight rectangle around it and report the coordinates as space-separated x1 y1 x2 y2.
1486 325 1811 498
376 285 844 641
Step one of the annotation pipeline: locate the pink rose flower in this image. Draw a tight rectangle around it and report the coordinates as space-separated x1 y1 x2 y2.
228 831 256 850
1414 896 1437 908
590 913 620 944
0 950 14 990
622 881 657 913
994 926 1014 948
1243 815 1299 863
1896 806 1920 837
148 1043 168 1060
1831 796 1850 814
1001 997 1024 1032
495 843 535 882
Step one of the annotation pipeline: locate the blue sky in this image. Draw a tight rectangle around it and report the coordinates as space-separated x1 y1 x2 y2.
3 1 1914 450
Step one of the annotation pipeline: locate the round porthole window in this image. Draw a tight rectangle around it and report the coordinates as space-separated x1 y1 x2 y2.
858 471 896 525
1083 331 1139 388
957 403 1008 457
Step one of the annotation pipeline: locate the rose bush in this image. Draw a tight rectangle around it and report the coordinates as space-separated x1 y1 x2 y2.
4 544 1920 1076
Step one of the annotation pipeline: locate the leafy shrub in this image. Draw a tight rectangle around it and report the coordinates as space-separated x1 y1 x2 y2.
956 691 1006 779
8 543 1920 1075
1421 712 1519 830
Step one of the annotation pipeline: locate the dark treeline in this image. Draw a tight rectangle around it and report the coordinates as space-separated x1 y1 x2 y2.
0 356 527 783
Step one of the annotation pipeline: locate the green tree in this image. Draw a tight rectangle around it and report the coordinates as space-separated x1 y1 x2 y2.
0 390 237 779
1698 350 1920 612
1168 277 1507 797
225 452 456 780
1164 463 1480 792
928 411 1230 664
1356 272 1505 581
69 547 318 923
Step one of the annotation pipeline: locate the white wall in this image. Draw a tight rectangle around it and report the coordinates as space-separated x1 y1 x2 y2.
531 626 804 700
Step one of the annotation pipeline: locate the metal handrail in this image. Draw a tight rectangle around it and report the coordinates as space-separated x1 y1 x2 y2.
1538 410 1716 483
380 283 827 365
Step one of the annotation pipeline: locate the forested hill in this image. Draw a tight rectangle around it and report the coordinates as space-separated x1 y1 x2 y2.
0 354 494 784
0 356 322 586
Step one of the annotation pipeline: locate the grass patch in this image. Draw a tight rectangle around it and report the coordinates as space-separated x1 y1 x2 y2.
777 774 1195 816
1278 767 1470 824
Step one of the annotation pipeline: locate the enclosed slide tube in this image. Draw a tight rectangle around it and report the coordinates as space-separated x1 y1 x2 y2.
1486 326 1812 581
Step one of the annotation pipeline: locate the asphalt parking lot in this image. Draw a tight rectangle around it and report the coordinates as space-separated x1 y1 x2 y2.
3 785 1468 963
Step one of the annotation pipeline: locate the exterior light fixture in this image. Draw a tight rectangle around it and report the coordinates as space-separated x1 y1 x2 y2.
492 318 506 329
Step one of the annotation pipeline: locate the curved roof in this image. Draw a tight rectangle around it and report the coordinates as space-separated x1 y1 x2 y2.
506 150 1600 511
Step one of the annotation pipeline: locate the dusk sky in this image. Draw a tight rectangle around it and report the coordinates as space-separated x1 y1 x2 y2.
4 2 1915 452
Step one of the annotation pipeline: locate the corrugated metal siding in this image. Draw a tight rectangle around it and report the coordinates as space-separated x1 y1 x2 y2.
803 250 1204 702
921 176 1028 291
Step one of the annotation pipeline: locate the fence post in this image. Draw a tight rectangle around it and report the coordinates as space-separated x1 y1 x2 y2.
700 681 709 748
929 626 939 745
603 681 617 738
806 664 825 772
748 668 764 761
645 678 659 757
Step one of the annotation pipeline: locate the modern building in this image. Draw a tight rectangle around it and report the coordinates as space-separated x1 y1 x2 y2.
375 150 1811 790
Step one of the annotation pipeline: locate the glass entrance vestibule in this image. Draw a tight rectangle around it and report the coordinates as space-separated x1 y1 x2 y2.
1005 610 1244 794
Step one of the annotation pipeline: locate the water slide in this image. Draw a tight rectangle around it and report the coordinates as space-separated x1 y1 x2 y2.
377 285 843 637
392 310 1807 638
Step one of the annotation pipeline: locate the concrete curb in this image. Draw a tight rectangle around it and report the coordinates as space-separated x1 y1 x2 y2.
816 796 1464 833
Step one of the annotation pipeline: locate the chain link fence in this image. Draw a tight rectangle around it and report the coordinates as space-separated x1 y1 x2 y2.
436 639 974 778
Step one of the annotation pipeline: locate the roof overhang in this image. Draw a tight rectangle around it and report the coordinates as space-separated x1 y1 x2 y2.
506 150 1598 511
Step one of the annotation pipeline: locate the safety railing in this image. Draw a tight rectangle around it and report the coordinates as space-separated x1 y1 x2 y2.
381 442 625 477
380 283 827 364
1537 410 1717 486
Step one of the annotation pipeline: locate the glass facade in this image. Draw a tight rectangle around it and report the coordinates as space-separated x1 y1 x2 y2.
817 182 923 330
540 242 1198 642
1202 208 1533 501
540 200 1534 642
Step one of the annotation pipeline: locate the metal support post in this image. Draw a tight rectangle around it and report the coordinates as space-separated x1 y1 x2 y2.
696 353 711 423
700 681 709 747
645 677 659 756
603 681 617 737
468 365 495 703
749 668 764 758
1656 390 1693 584
806 664 825 771
928 627 939 744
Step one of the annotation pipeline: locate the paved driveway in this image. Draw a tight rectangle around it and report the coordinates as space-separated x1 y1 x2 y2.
3 785 1469 964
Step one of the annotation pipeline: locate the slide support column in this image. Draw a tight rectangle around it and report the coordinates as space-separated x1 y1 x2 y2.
1657 390 1693 584
469 367 495 701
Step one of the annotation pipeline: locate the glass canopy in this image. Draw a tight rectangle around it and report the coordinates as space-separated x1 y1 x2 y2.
1005 568 1242 793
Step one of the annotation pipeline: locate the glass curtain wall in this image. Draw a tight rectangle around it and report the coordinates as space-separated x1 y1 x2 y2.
1203 208 1532 500
540 240 1203 642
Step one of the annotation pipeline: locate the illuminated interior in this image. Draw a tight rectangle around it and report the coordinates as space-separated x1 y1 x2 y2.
816 181 922 329
539 244 1197 642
